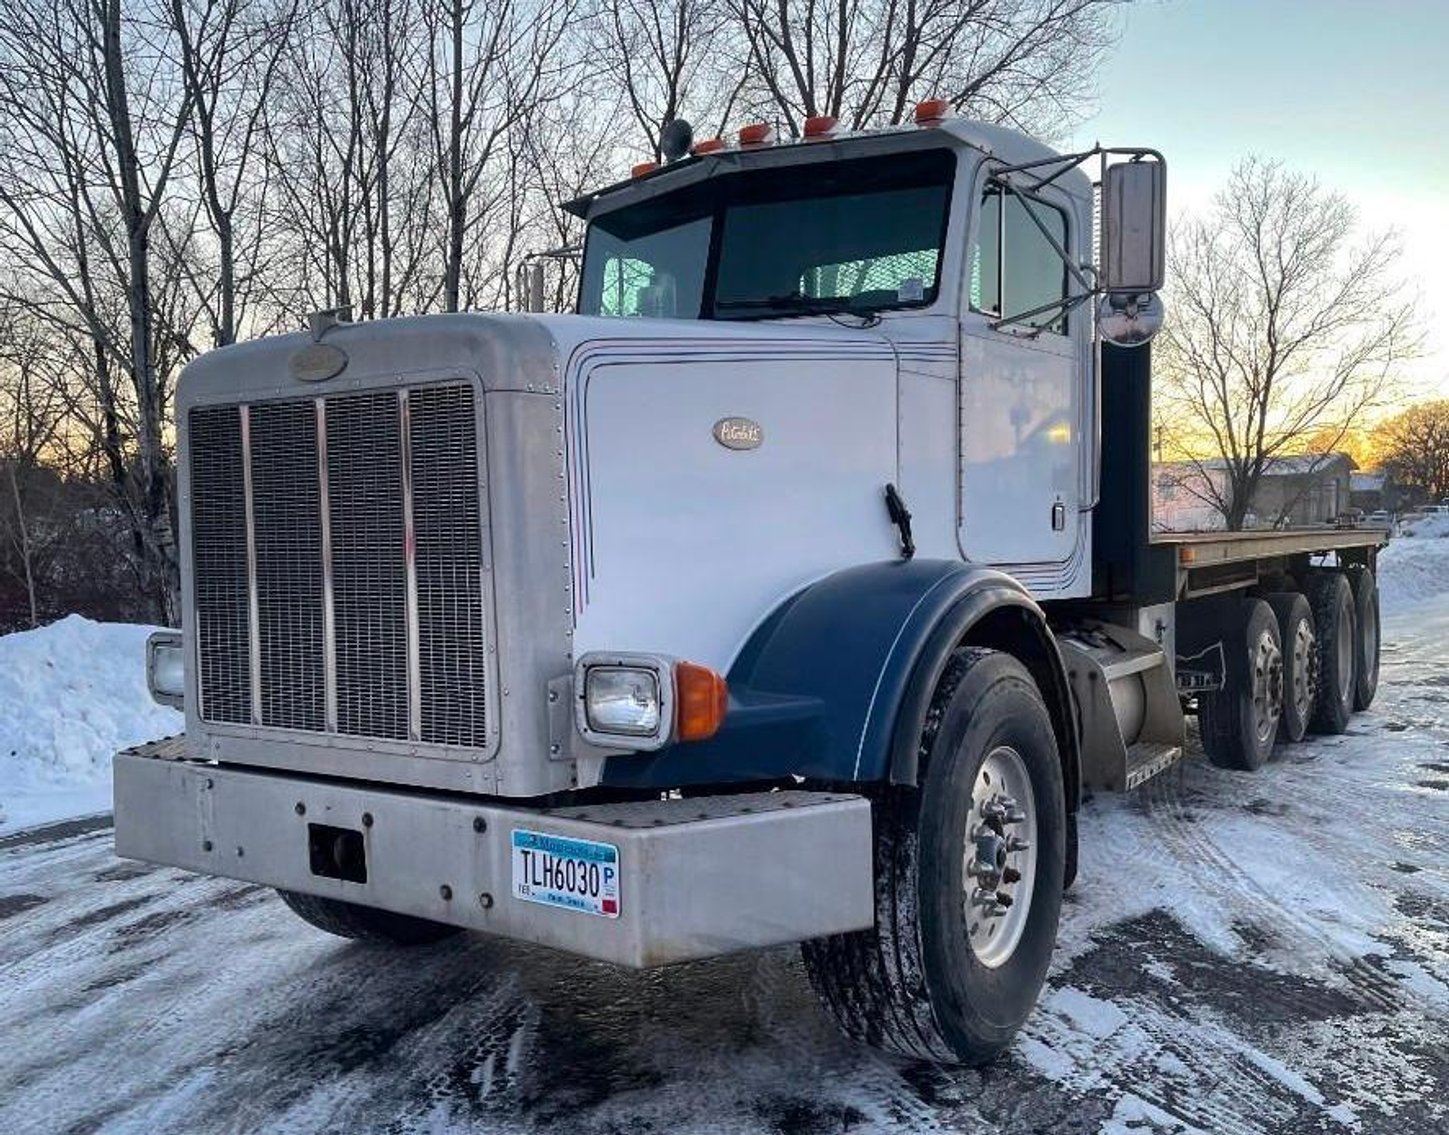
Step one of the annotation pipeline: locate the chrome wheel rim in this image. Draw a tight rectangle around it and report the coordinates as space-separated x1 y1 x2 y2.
1289 617 1317 724
1251 627 1284 745
964 745 1038 968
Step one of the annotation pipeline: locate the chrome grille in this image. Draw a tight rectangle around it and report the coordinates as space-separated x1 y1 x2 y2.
188 384 487 748
190 407 251 724
327 392 409 740
411 386 488 745
250 401 325 731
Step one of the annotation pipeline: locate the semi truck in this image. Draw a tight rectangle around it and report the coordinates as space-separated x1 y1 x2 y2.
116 103 1387 1066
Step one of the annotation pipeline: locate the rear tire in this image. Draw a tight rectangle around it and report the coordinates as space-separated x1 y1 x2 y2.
1306 572 1357 735
801 648 1066 1066
1198 599 1283 771
277 890 463 946
1264 592 1316 743
1346 566 1380 710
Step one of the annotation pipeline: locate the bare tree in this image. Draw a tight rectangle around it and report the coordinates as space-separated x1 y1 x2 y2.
602 0 745 157
166 0 297 346
0 0 195 621
730 0 1126 135
1155 157 1418 530
1375 399 1449 505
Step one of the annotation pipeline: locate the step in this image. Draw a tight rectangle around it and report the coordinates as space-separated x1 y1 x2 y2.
1124 742 1183 790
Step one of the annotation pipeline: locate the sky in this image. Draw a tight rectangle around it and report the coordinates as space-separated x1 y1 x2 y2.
1067 0 1449 398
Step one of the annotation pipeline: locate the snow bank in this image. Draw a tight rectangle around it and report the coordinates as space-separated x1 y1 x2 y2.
1378 512 1449 610
0 616 181 831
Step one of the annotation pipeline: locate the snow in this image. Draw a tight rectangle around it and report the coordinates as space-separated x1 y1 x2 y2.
0 532 1445 1132
0 615 181 832
1377 512 1449 608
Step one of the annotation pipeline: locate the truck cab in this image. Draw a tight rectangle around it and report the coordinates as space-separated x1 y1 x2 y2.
116 105 1384 1068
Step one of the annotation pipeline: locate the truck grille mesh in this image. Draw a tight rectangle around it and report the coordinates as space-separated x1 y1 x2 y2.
187 384 487 748
190 407 251 725
250 401 325 732
411 386 489 745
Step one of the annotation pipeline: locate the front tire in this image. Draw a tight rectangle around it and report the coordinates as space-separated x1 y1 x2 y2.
277 890 463 946
801 648 1066 1066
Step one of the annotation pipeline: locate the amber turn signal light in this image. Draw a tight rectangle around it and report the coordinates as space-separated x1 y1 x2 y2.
674 661 728 742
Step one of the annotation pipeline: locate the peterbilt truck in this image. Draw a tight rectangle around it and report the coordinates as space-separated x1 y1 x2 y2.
117 103 1387 1066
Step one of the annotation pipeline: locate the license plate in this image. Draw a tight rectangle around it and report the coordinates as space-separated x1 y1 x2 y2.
511 829 620 918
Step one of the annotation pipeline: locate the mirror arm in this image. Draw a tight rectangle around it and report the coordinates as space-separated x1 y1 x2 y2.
992 145 1166 193
989 290 1093 334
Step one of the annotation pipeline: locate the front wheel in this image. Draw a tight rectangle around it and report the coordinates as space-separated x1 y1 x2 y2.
801 647 1066 1066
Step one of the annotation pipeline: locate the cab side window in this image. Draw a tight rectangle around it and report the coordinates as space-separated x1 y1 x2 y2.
969 182 1069 334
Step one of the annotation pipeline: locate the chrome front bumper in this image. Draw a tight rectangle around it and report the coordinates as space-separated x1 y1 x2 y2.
113 740 874 967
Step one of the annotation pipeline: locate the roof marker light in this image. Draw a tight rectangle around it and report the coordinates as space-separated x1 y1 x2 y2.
738 122 774 146
630 160 659 177
803 115 838 138
914 97 951 125
692 136 726 155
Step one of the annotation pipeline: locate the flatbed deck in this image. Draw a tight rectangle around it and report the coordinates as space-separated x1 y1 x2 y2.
1150 526 1389 599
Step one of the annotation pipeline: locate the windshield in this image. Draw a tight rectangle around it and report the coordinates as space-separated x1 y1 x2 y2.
578 149 955 321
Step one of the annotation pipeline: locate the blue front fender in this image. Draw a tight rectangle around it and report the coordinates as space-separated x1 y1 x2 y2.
599 559 1072 792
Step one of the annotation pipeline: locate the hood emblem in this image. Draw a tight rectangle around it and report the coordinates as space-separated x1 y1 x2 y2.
713 417 763 451
290 343 348 383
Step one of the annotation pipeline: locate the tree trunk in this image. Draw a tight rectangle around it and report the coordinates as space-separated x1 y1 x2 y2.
100 0 180 624
8 463 38 628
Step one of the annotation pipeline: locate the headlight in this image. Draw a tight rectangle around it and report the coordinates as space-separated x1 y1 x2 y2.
585 666 662 736
574 653 674 749
573 653 729 750
146 630 185 708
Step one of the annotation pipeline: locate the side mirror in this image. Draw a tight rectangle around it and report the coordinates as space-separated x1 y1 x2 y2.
1100 158 1166 293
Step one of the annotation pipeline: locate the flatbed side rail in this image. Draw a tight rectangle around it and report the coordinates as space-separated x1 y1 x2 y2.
1154 527 1388 599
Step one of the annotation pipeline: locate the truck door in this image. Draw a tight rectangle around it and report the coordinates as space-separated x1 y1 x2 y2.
958 179 1086 590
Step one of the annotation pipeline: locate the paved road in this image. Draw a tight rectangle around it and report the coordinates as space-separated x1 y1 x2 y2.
2 606 1446 1135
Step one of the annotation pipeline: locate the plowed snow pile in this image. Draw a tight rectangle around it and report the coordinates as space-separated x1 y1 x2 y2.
1377 512 1449 608
0 616 181 831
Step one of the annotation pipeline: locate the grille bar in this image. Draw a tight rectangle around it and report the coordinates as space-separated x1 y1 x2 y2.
316 398 338 732
240 406 262 725
399 391 422 742
190 384 486 750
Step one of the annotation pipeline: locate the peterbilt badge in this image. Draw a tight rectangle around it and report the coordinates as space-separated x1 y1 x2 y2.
289 343 348 383
713 417 763 450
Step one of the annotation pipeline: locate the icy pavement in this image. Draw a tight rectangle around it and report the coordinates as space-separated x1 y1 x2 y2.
0 611 1444 1133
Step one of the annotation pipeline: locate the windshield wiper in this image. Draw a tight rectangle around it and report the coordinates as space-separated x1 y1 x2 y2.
714 291 875 320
